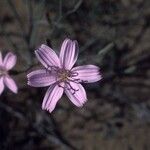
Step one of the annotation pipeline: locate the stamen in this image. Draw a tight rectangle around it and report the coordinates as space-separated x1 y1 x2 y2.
46 67 51 74
80 80 88 83
58 83 65 88
71 72 78 77
65 81 79 95
57 80 79 95
45 66 80 95
67 78 88 84
67 78 80 84
46 65 59 74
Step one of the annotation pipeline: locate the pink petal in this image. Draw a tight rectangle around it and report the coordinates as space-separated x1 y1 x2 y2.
0 77 4 95
72 65 102 83
0 51 2 65
42 83 64 113
3 52 17 70
65 82 87 107
4 76 18 93
35 44 60 68
27 69 57 87
59 38 78 69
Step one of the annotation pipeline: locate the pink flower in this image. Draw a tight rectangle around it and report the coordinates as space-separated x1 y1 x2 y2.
27 39 102 112
0 52 18 95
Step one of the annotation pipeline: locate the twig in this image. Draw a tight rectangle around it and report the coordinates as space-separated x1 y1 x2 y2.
50 115 78 150
80 38 99 54
98 42 114 56
0 101 26 121
6 0 24 32
0 24 19 54
0 32 22 38
64 0 82 16
59 0 63 18
10 63 39 75
27 0 34 49
47 0 83 37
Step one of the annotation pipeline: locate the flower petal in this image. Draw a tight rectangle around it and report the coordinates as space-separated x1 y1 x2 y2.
4 76 18 93
65 82 87 107
59 38 79 69
72 65 102 83
42 83 64 113
27 69 57 87
0 51 2 65
35 44 60 68
0 77 4 95
3 52 17 70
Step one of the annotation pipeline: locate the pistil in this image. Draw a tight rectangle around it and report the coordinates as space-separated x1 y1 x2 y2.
46 65 80 94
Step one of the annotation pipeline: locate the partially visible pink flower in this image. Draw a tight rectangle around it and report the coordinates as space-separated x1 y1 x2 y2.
0 52 18 95
27 39 102 113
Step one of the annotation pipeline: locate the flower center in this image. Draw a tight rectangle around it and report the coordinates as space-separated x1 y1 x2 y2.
58 69 71 82
0 66 7 76
46 66 80 94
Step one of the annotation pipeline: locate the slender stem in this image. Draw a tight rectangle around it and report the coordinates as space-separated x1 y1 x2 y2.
6 0 24 32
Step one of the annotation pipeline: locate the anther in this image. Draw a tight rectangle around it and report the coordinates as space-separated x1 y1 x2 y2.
65 81 79 95
67 78 80 84
71 72 78 77
81 80 88 83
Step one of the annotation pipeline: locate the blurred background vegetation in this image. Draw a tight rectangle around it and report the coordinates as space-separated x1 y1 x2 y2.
0 0 150 150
